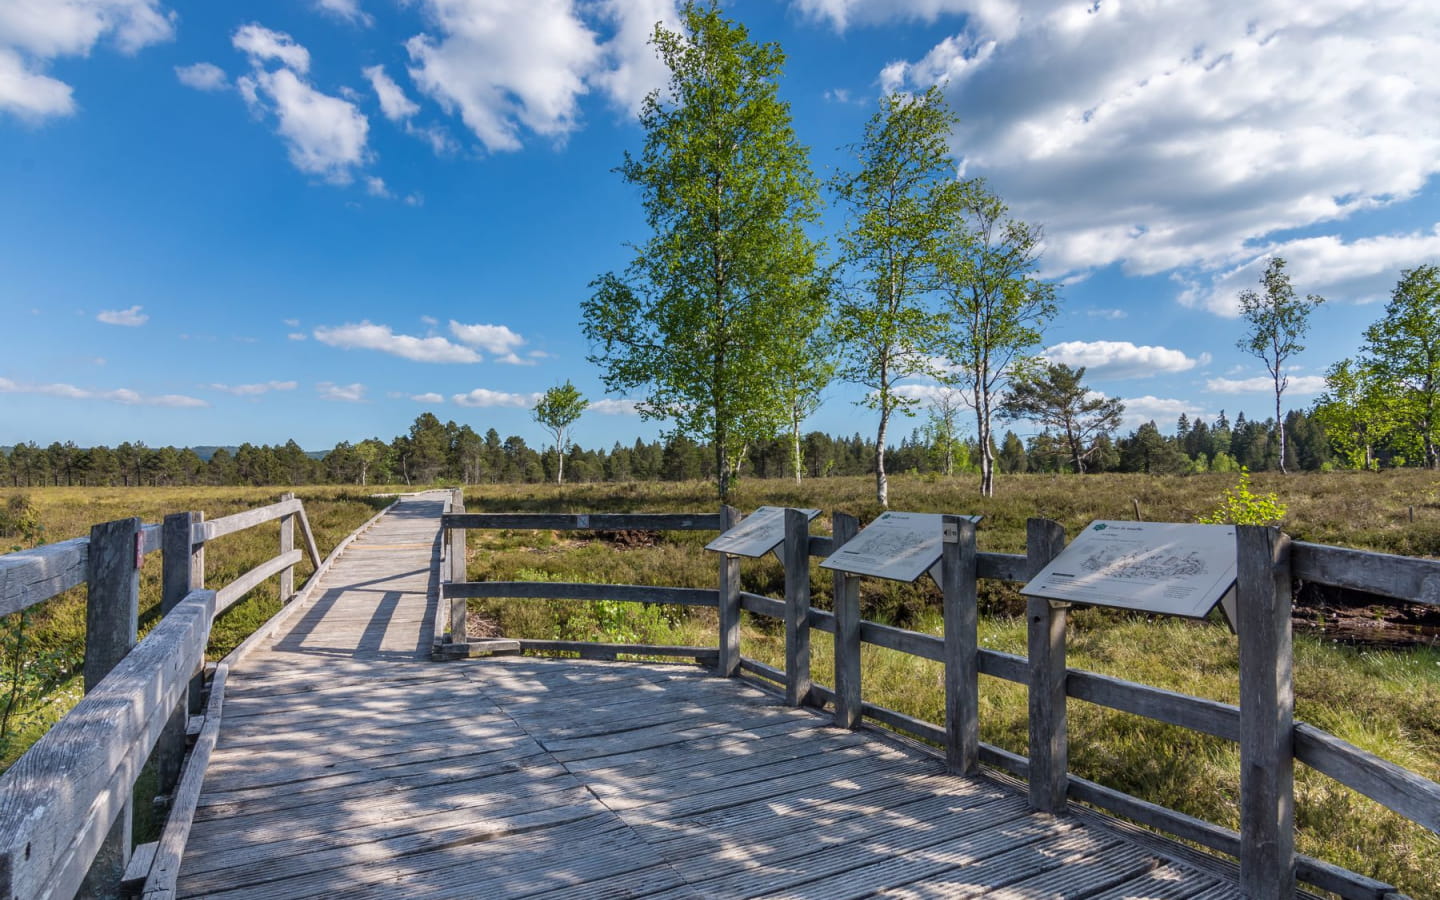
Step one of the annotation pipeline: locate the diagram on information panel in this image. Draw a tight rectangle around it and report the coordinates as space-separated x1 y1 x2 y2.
1080 547 1207 580
851 530 929 560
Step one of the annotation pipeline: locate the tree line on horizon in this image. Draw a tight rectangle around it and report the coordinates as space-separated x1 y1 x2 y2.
0 404 1379 490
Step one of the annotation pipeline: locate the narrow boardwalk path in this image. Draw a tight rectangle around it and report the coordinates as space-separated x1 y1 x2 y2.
179 494 1248 899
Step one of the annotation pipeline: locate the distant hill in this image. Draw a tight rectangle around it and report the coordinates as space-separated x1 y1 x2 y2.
186 446 325 461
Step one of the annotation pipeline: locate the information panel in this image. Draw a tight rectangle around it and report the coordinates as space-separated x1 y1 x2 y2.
820 511 981 583
1021 521 1237 619
705 506 821 558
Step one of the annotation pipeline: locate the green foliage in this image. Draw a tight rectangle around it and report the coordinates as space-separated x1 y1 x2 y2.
1197 467 1287 525
1357 264 1440 469
533 381 588 485
1236 257 1323 473
581 2 827 502
935 182 1056 496
830 86 963 507
1000 363 1124 474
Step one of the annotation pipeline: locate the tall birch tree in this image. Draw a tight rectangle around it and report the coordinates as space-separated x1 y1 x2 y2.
936 184 1055 496
1236 257 1323 474
830 86 963 507
581 2 826 502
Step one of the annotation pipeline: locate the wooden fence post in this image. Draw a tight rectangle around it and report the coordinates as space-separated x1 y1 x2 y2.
1236 525 1296 899
783 509 812 707
80 517 141 899
716 505 741 677
1026 517 1069 814
943 516 979 775
279 492 295 603
449 490 468 643
155 512 203 800
831 512 861 729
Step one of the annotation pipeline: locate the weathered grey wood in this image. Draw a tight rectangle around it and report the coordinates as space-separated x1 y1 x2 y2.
1292 540 1440 605
121 841 156 894
1067 774 1241 857
0 536 90 617
444 512 722 531
449 489 466 586
1294 722 1440 834
278 493 295 602
0 590 213 900
861 619 942 661
1026 517 1069 814
739 590 785 619
443 581 719 606
978 648 1028 683
1067 670 1242 741
943 515 979 775
517 640 718 663
863 700 946 747
717 505 741 678
832 511 862 730
294 506 322 570
980 742 1030 780
806 534 833 558
80 518 143 899
739 657 786 685
142 663 228 899
157 512 204 799
213 549 303 614
978 550 1029 583
193 497 303 544
1294 854 1398 900
1236 525 1296 899
783 508 812 707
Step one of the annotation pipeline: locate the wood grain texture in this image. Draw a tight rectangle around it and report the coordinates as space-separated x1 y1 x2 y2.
213 549 303 614
1236 525 1296 899
717 505 741 677
943 516 979 775
783 508 812 707
278 494 295 603
1026 517 1069 815
1292 540 1440 605
193 498 303 544
1294 723 1440 834
0 535 89 617
831 511 862 730
0 590 213 900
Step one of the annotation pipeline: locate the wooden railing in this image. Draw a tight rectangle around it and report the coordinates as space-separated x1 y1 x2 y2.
0 494 326 899
439 505 1440 900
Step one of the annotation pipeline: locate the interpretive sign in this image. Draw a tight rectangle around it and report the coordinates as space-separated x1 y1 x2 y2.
705 506 821 558
820 511 981 583
1021 521 1237 619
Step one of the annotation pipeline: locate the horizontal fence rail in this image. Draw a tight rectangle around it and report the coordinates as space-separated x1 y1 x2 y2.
442 504 1440 900
0 492 336 898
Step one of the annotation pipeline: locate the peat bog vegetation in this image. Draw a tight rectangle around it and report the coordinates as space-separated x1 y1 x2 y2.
2 472 1439 894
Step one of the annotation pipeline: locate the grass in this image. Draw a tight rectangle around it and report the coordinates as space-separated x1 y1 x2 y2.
461 471 1440 897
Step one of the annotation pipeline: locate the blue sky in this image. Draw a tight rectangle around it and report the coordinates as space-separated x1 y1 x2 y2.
2 0 1438 452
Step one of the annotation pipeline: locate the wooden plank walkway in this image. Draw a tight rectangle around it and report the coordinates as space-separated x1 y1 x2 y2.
179 493 1250 899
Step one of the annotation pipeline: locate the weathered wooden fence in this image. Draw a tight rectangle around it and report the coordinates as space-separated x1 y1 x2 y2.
439 505 1440 900
0 495 329 899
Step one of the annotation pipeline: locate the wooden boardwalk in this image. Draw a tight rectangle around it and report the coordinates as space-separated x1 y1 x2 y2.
179 494 1249 899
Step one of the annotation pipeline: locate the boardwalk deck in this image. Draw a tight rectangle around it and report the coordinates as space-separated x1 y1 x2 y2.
179 494 1251 899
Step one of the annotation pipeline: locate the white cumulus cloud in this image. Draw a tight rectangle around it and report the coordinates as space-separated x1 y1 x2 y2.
97 305 148 326
175 62 228 91
1116 395 1210 432
1043 341 1207 379
314 0 372 27
233 23 310 74
363 64 420 122
873 0 1440 302
314 321 481 363
449 321 525 355
238 66 370 184
589 0 682 115
0 376 206 407
405 0 603 152
410 391 444 403
452 388 541 408
0 0 175 119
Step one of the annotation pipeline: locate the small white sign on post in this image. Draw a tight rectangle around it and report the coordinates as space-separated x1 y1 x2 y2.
1021 521 1237 619
705 506 821 558
820 511 981 583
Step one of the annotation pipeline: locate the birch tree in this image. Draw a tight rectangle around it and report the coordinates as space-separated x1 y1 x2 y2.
581 2 826 502
830 86 963 507
1236 257 1323 474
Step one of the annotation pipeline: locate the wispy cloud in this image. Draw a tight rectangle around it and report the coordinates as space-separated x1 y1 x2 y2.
588 398 639 415
1043 341 1208 379
450 321 525 355
175 62 229 91
1205 375 1328 395
97 305 149 326
0 377 206 408
317 381 366 402
208 380 297 396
